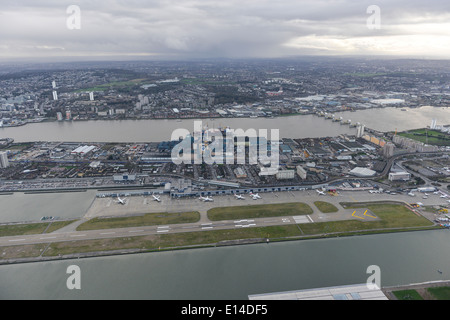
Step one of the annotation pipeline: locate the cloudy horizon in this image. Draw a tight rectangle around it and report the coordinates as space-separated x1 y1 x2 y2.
0 0 449 62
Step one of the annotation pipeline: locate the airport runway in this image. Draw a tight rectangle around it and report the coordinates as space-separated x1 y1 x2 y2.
0 189 446 247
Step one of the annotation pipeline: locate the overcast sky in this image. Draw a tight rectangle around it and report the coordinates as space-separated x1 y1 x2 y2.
0 0 449 61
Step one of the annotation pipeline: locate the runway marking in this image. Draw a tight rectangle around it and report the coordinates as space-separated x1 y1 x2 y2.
8 239 26 242
39 236 57 240
351 211 365 220
202 226 213 230
263 219 278 223
157 229 169 233
157 226 170 229
307 215 314 223
100 232 116 235
292 216 309 224
363 210 377 218
70 234 86 237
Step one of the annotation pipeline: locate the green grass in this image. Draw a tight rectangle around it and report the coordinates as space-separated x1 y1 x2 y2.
392 289 424 300
398 129 450 146
301 203 434 235
44 220 77 233
77 212 200 231
0 220 78 237
427 287 450 300
0 223 50 237
314 201 339 213
207 202 313 221
75 79 149 92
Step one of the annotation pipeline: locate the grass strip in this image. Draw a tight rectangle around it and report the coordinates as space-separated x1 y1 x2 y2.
77 212 200 231
314 201 339 213
207 202 313 221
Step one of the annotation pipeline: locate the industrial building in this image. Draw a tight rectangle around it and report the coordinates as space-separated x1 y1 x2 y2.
349 167 376 177
71 145 96 155
388 171 411 181
113 174 137 182
276 169 295 180
248 283 388 300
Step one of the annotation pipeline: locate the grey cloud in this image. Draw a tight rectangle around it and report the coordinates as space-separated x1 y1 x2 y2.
0 0 449 59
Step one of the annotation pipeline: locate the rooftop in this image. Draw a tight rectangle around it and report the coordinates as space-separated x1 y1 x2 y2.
248 283 388 300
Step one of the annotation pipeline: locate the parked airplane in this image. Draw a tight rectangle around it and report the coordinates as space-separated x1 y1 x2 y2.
152 195 161 202
249 193 261 200
408 192 416 197
234 194 245 200
440 194 448 198
199 196 213 202
316 190 325 196
117 197 126 205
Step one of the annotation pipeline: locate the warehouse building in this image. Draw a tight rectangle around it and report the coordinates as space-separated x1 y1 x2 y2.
388 171 411 181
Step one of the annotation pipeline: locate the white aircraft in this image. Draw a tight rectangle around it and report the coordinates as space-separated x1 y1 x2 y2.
117 197 126 205
440 194 448 198
408 192 415 197
249 192 261 200
152 195 161 202
234 194 245 200
316 190 325 196
199 196 213 202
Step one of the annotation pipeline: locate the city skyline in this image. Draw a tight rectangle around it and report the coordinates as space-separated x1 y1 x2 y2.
0 0 449 62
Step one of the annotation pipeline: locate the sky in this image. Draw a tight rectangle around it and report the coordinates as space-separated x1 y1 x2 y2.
0 0 449 61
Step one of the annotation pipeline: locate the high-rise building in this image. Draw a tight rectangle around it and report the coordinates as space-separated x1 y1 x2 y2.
356 124 365 138
66 110 72 120
382 143 395 158
89 92 94 101
52 91 58 101
52 81 56 89
0 151 9 168
296 166 307 179
56 112 63 121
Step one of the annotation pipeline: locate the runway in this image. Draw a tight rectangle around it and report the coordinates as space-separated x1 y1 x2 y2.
0 188 444 247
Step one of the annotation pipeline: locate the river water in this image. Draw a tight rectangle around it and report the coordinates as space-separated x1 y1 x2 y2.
0 106 448 143
1 229 449 300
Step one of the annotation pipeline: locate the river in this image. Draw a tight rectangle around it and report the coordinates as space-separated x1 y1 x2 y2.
0 106 448 143
1 229 449 299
